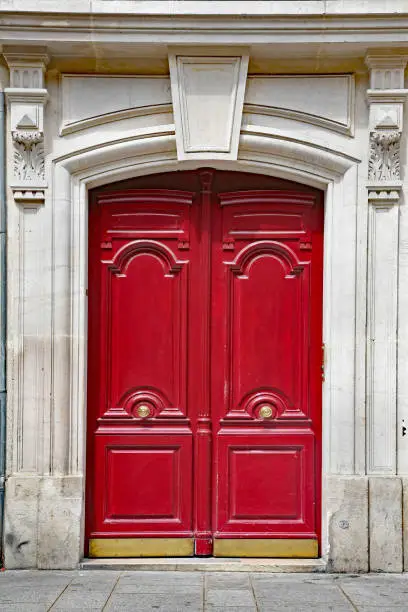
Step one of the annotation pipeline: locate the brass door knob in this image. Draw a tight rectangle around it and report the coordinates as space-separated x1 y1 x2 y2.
137 404 151 418
259 405 273 419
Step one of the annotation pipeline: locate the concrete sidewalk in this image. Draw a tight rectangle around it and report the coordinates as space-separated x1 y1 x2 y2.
0 570 408 611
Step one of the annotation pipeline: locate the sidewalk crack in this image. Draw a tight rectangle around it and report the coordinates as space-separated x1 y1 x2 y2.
249 573 260 612
337 583 359 612
101 571 122 611
47 575 75 611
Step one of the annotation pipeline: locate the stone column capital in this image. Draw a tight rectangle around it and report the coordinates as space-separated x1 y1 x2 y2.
3 46 49 89
365 52 408 90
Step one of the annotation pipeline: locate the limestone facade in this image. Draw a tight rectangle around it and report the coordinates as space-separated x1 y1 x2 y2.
1 1 408 571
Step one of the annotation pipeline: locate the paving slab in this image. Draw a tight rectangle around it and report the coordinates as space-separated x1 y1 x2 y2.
105 592 204 611
252 582 350 604
0 585 66 605
338 581 408 607
205 572 251 589
206 588 256 607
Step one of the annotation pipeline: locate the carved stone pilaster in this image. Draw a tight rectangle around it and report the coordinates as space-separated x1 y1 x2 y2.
365 55 408 478
3 49 49 205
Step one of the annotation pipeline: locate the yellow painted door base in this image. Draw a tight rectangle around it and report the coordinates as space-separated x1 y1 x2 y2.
89 538 194 558
213 538 318 558
89 537 318 558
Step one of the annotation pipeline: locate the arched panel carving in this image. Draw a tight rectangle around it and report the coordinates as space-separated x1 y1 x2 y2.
228 240 304 279
224 240 310 421
224 387 308 422
100 238 189 420
107 239 186 277
103 386 186 422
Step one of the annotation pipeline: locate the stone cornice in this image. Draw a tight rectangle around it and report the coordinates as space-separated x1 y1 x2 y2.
3 0 408 16
1 12 408 49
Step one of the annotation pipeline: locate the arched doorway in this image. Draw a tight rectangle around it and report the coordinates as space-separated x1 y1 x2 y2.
85 169 323 558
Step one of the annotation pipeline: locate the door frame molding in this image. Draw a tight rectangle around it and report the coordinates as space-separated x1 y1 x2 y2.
5 122 362 567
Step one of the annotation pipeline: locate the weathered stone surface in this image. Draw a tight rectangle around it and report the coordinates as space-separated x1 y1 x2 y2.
37 476 83 570
326 475 368 572
4 476 41 568
4 475 83 570
369 476 403 572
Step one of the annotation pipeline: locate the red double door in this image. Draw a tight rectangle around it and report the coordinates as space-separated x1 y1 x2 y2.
86 170 323 558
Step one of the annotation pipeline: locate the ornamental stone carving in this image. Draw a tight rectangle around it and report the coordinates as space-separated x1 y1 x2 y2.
12 130 45 183
12 129 43 145
368 130 400 182
3 48 48 205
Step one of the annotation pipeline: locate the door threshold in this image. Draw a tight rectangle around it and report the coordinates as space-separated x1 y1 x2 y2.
80 557 327 573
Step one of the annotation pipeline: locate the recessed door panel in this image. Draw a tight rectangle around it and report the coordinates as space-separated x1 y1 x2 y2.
94 432 192 534
215 430 315 535
108 246 188 415
87 172 323 558
226 243 309 419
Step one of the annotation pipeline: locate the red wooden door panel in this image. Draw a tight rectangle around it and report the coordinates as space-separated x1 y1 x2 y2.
87 190 198 547
86 172 323 557
211 190 323 550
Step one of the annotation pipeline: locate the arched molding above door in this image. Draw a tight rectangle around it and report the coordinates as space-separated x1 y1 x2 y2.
57 125 358 188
